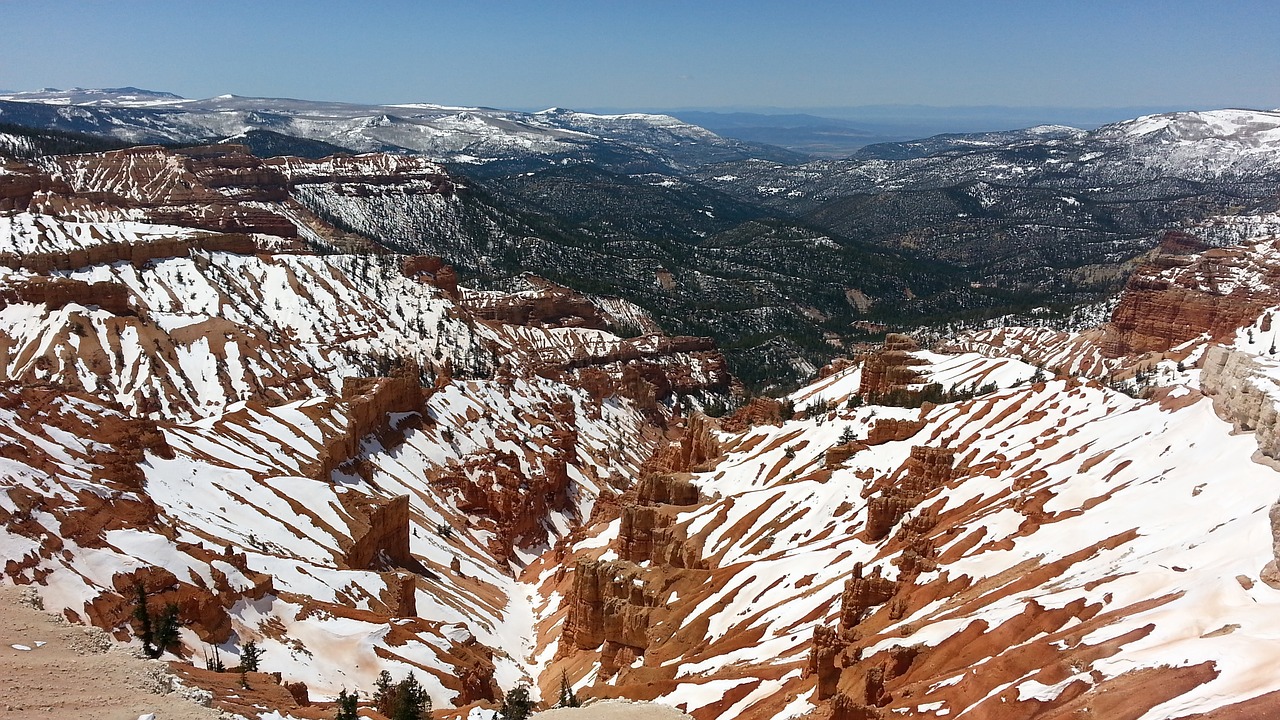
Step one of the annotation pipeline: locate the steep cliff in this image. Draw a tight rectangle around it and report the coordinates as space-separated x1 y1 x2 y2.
1201 344 1280 459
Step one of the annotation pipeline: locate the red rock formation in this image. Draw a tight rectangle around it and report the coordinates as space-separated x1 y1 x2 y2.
807 625 849 700
449 639 500 704
0 232 297 274
720 396 786 433
617 504 702 568
0 277 131 315
864 446 956 542
858 334 932 404
402 255 459 298
463 282 610 330
644 413 721 475
865 418 925 446
316 365 426 480
839 563 899 630
1102 231 1280 357
83 550 275 646
818 357 858 379
826 442 868 467
340 494 412 571
435 437 576 562
635 473 701 506
561 559 657 673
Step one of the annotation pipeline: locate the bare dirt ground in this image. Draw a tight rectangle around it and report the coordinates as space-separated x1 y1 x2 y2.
0 584 221 720
531 700 693 720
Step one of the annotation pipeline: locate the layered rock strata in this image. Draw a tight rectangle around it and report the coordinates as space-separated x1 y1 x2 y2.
1103 232 1280 357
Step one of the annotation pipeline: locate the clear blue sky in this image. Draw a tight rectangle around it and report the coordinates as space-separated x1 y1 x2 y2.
3 0 1278 111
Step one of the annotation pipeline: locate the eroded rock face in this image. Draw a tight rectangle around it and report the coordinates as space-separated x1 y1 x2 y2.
1201 345 1280 460
1103 232 1280 357
317 366 426 480
0 232 290 274
644 413 722 475
402 255 459 298
463 281 610 330
865 418 925 446
340 494 412 571
859 334 930 404
720 397 786 432
839 563 899 630
616 476 704 569
807 625 848 701
0 277 131 315
86 549 276 646
864 446 956 542
562 559 656 665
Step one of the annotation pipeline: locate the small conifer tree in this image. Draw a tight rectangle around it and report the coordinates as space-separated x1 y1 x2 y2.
336 688 360 720
557 671 580 708
153 603 181 657
132 582 181 659
132 582 154 654
374 670 397 716
239 639 263 672
499 684 535 720
392 672 430 720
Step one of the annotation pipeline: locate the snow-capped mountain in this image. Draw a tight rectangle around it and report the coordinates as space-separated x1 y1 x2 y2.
0 88 797 172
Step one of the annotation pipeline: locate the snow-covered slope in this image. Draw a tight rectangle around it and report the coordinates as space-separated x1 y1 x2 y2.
6 138 1280 720
534 332 1280 719
0 144 732 716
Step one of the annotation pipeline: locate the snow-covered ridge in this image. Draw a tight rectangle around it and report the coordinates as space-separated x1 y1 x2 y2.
0 88 762 171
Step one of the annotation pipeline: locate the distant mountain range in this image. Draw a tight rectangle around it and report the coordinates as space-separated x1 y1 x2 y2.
0 87 804 171
650 104 1230 157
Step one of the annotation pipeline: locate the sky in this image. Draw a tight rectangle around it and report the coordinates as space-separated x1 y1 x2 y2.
3 0 1279 112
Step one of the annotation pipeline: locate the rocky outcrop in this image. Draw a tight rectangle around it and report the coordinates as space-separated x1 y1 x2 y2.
0 232 296 274
316 366 426 480
858 334 930 404
340 494 412 571
0 277 131 315
635 473 701 506
826 441 867 467
644 413 721 475
865 418 925 446
1103 232 1280 357
617 504 702 569
464 282 610 330
560 559 657 677
864 446 956 542
402 255 459 298
1200 345 1280 459
720 396 786 433
0 161 69 210
807 625 848 701
84 546 275 645
839 563 899 630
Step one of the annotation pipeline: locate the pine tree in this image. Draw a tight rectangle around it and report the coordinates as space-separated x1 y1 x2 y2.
239 639 263 672
335 688 360 720
153 603 181 657
499 684 535 720
132 583 180 659
557 671 579 708
131 582 154 656
374 670 397 716
204 644 225 672
392 672 430 720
